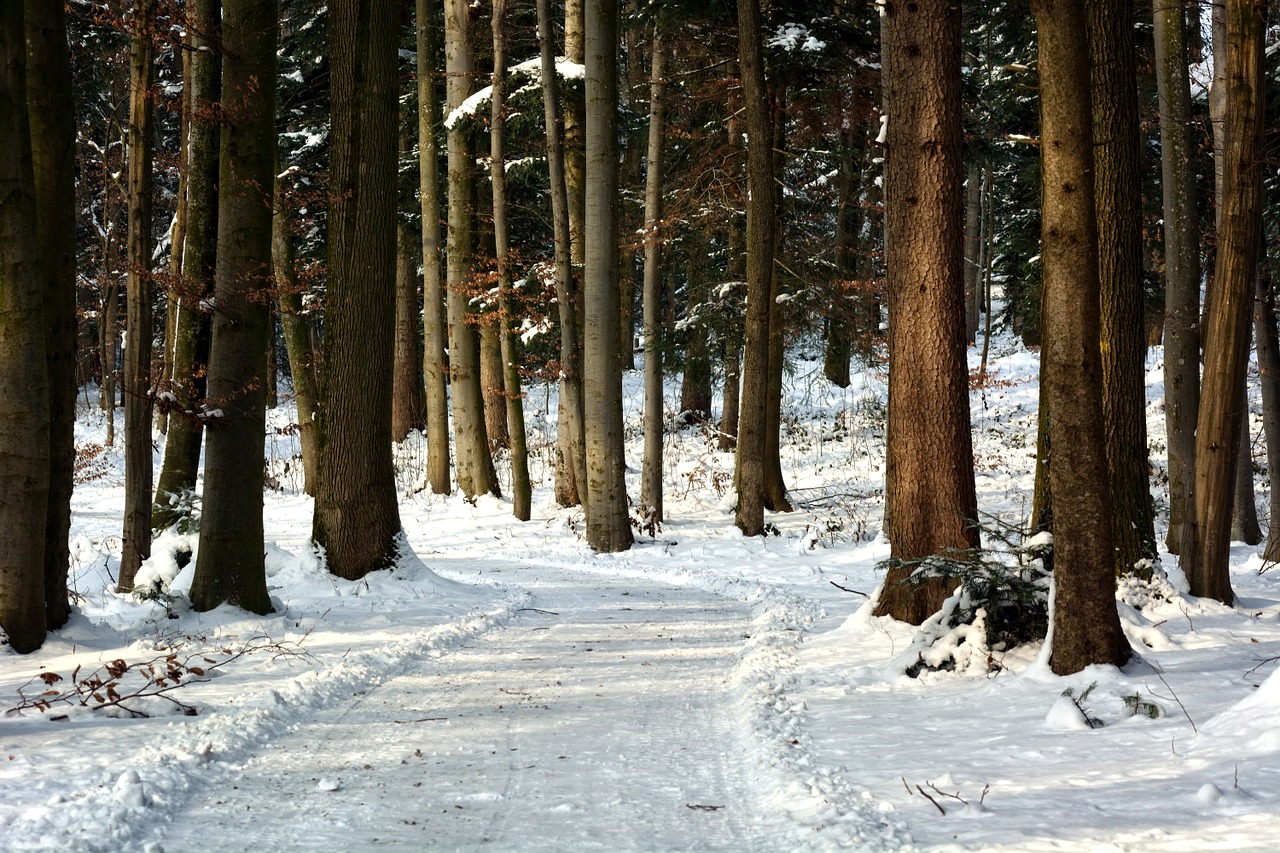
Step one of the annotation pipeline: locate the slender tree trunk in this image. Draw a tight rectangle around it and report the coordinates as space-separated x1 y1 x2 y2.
1184 0 1264 605
1031 0 1131 674
1087 0 1157 576
962 163 982 345
274 169 320 496
491 0 531 520
583 0 632 552
153 0 218 532
159 41 189 437
313 0 404 580
0 0 50 652
1153 0 1200 555
720 208 745 451
445 0 498 500
763 90 791 514
641 24 666 521
617 0 644 373
876 0 978 624
733 0 774 537
480 321 509 450
102 281 119 447
120 0 157 592
416 0 451 495
392 114 424 443
1231 382 1261 543
679 233 713 423
190 0 276 614
824 128 859 386
26 0 76 629
1256 270 1280 561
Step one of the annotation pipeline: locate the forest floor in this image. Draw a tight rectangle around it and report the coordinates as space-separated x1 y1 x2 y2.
2 331 1280 852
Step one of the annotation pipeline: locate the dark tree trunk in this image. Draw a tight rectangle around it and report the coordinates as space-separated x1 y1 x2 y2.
480 321 509 450
763 91 791 514
824 129 860 387
1231 381 1261 544
641 23 666 521
679 232 713 424
1256 270 1280 562
190 0 276 614
274 169 320 496
962 163 982 345
875 0 979 624
1032 0 1131 674
392 137 424 444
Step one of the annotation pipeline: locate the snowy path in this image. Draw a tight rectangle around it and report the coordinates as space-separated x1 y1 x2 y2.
159 569 806 852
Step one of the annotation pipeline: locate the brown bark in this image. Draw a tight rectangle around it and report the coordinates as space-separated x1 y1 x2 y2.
392 173 424 443
641 24 666 521
274 170 319 496
1256 271 1280 562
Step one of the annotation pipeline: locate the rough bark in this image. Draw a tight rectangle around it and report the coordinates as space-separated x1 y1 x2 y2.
119 0 156 592
190 0 276 614
1256 271 1280 562
1152 0 1200 555
640 25 667 520
416 0 451 495
392 119 424 442
875 0 979 624
480 321 509 450
0 0 50 652
26 0 76 629
962 163 982 345
1031 0 1131 674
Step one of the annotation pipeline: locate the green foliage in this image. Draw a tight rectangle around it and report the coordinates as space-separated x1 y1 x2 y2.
1123 691 1163 720
1061 681 1104 728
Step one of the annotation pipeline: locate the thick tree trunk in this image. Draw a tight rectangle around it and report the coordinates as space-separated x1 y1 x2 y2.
153 0 218 532
1184 0 1264 605
1087 0 1157 576
120 0 157 592
313 0 404 580
190 0 276 614
26 0 76 629
1153 0 1200 555
641 24 666 521
416 0 451 495
274 171 319 496
1031 0 1131 674
876 0 979 624
0 0 50 652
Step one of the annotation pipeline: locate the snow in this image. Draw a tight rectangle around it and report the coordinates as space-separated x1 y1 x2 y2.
2 324 1279 851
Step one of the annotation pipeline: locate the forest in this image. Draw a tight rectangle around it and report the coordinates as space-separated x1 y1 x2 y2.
1 0 1280 848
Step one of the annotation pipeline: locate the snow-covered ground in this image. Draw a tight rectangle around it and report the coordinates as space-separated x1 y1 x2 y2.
2 330 1278 852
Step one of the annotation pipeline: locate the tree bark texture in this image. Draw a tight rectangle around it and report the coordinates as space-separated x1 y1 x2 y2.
679 232 713 423
190 0 276 614
1087 0 1157 576
763 93 791 514
876 0 979 624
120 0 157 592
1231 382 1261 544
480 321 509 450
1152 0 1200 555
962 163 982 345
1256 271 1280 562
392 123 424 443
1185 0 1265 604
1032 0 1132 674
26 0 77 629
274 170 320 496
640 24 665 521
313 0 404 580
0 0 51 652
583 0 632 553
416 0 451 495
824 130 861 387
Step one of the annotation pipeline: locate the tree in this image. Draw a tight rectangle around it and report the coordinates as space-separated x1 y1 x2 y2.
0 0 51 653
583 0 632 553
313 0 404 580
875 0 979 624
1184 0 1265 604
119 0 156 592
641 23 667 523
490 0 532 521
189 0 277 614
27 0 78 629
1256 271 1280 562
1030 0 1131 674
417 0 451 495
392 121 424 443
1152 0 1200 555
153 0 218 532
445 0 498 500
1086 0 1155 577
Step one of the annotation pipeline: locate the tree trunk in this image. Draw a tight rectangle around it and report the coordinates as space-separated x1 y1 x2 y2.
1031 0 1131 674
962 163 982 345
719 209 745 451
1184 0 1264 605
120 0 157 592
824 128 860 386
641 23 666 522
416 0 451 495
617 0 644 373
1256 270 1280 561
1087 0 1157 576
26 0 76 630
0 0 50 652
490 0 531 520
1153 0 1200 555
392 132 424 444
190 0 276 614
679 232 713 424
875 0 979 624
274 170 320 496
1231 383 1261 544
763 90 791 514
480 321 509 450
313 0 404 580
583 0 632 552
733 0 774 537
159 40 189 437
153 0 218 533
445 0 498 500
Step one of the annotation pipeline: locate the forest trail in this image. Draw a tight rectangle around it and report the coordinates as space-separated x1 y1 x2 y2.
159 567 803 852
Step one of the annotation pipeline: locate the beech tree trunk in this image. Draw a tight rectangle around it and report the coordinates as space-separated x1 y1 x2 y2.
641 24 666 521
190 0 276 614
1031 0 1132 674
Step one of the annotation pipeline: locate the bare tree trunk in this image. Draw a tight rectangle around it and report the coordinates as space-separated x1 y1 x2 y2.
392 204 424 442
416 0 451 495
159 40 189 437
190 0 276 614
1031 0 1131 674
480 321 509 450
719 208 745 451
679 232 713 423
120 0 156 592
763 90 791 514
1231 382 1261 544
1256 270 1280 561
962 163 982 345
640 23 666 522
1185 0 1264 605
274 170 319 496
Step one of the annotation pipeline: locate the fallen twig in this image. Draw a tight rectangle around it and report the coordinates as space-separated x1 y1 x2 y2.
829 581 869 597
